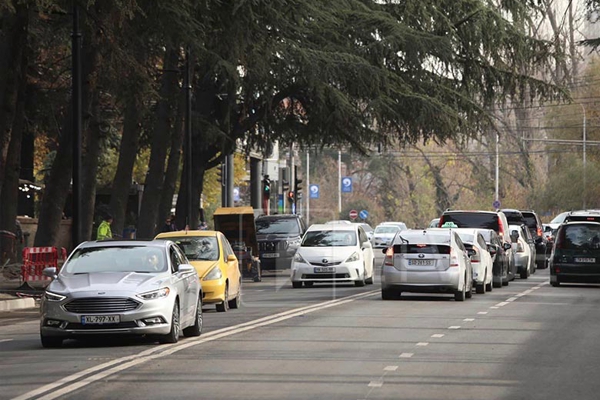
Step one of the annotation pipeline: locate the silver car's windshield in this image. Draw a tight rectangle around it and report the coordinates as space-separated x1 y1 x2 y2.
375 226 399 234
62 246 168 275
168 236 219 261
302 230 357 247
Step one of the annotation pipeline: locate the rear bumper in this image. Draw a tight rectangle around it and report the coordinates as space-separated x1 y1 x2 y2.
381 265 461 290
551 262 600 283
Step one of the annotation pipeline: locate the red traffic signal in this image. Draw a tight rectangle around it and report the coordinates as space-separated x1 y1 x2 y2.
287 191 294 202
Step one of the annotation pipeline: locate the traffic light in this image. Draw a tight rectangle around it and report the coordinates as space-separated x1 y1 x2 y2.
216 163 225 186
263 175 271 199
287 191 295 203
282 179 290 193
295 177 303 199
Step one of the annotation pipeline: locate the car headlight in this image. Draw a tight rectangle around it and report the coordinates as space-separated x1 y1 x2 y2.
203 267 223 281
138 287 170 300
288 239 301 248
345 252 360 263
293 252 307 263
44 291 66 302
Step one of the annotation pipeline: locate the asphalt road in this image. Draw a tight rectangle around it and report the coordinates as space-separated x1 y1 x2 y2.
2 263 600 400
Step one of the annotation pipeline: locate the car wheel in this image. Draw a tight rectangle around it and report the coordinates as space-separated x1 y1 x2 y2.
216 285 229 312
40 334 63 348
365 260 375 284
159 302 180 344
355 275 366 287
304 282 314 287
551 280 560 287
476 283 485 294
292 281 302 288
519 268 528 279
455 279 466 302
183 297 203 337
382 288 399 300
486 280 493 292
493 276 502 288
228 287 241 309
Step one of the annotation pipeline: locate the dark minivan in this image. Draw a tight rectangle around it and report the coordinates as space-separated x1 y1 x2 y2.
550 221 600 286
255 214 307 270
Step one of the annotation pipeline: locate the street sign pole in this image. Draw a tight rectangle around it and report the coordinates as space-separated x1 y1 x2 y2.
306 151 310 225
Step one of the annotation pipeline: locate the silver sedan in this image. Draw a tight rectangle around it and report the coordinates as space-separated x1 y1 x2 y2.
40 240 202 348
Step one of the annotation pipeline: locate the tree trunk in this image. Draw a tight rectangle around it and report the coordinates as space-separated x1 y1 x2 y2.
80 93 103 241
34 42 100 246
136 48 180 239
0 4 28 206
175 160 205 231
109 100 142 236
159 94 185 229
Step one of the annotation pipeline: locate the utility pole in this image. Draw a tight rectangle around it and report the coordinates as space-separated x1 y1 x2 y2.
582 103 587 209
71 2 82 247
338 150 342 214
185 48 193 228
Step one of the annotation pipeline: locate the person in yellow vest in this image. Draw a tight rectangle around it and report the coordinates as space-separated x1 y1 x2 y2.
97 214 113 240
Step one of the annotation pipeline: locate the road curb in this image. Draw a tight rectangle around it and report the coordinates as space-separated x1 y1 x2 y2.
0 297 37 312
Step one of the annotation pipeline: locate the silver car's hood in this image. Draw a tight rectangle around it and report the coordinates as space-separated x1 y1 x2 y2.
49 272 166 294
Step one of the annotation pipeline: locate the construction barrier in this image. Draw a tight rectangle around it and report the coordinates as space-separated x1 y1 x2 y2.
20 246 67 286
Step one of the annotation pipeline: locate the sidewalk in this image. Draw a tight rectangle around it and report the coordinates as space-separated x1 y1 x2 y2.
0 263 42 312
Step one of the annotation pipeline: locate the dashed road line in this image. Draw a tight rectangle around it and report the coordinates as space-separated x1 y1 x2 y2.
384 366 398 371
448 326 461 330
463 318 475 322
431 334 444 338
399 353 414 358
478 311 488 315
496 302 510 307
368 380 383 388
416 342 428 346
0 339 13 344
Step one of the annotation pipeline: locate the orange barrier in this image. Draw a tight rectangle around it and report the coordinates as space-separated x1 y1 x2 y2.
21 246 67 285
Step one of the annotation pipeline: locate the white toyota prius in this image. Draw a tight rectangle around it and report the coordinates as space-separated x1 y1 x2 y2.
290 224 375 288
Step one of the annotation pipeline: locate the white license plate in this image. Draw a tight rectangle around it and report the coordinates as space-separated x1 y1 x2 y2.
262 253 279 258
408 259 434 266
314 267 335 273
81 315 120 325
575 257 596 263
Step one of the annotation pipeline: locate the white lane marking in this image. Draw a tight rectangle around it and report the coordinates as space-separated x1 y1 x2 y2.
448 326 461 330
384 366 398 371
431 334 444 338
399 353 414 358
506 297 518 302
496 302 509 307
463 318 475 322
0 339 14 343
478 312 488 315
14 290 378 400
368 380 384 388
490 306 499 309
531 287 540 290
416 342 428 346
515 293 525 297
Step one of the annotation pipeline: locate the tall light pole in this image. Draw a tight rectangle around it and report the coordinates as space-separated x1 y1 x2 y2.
338 150 342 214
306 151 310 224
71 2 82 246
495 132 499 209
581 103 587 209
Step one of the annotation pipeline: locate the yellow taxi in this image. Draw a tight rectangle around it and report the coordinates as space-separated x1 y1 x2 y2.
155 230 241 312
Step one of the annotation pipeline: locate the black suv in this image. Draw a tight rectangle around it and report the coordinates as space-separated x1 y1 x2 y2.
550 220 600 286
520 210 549 269
255 214 307 270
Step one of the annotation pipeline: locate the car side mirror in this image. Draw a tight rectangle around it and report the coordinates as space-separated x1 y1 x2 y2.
227 254 237 262
503 242 512 251
362 241 372 250
178 264 195 273
487 245 497 255
43 267 57 279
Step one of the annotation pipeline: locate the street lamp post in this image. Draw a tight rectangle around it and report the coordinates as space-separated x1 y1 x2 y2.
71 2 82 247
581 103 587 209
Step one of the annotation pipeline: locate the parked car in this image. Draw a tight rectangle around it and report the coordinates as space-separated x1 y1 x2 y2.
40 240 202 348
371 222 407 248
438 210 515 280
354 222 374 240
155 230 241 312
479 229 513 287
256 214 307 270
428 218 440 228
381 229 473 301
452 229 494 293
501 209 527 226
520 210 549 269
290 223 375 288
550 221 600 286
547 211 570 230
509 224 536 279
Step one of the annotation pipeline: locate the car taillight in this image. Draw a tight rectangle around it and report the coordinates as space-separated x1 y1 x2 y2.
384 247 394 266
498 219 505 237
450 248 459 267
537 227 543 237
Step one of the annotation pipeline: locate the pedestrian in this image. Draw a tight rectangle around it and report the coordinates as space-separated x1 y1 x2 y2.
162 215 177 232
97 214 113 240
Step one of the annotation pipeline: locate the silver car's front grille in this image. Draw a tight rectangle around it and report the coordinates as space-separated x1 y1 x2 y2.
64 297 140 314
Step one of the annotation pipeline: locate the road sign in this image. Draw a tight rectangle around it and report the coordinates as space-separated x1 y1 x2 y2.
309 184 320 199
341 177 352 193
349 209 358 220
492 200 501 209
359 210 369 220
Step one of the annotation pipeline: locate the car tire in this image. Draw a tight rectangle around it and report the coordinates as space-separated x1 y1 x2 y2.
382 288 399 300
228 288 241 309
476 283 485 294
183 297 203 337
159 302 180 344
455 280 466 302
216 285 229 312
493 276 502 288
355 275 366 287
40 334 63 348
292 281 302 288
486 280 493 292
551 281 560 287
519 268 528 279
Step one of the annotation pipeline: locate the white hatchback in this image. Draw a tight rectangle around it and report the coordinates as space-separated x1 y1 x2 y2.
451 228 494 294
290 224 375 288
381 229 473 301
